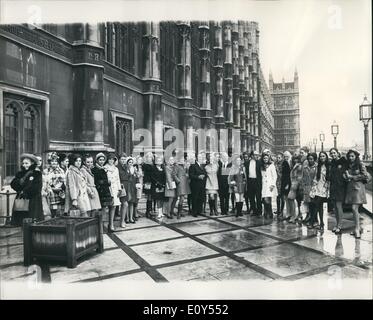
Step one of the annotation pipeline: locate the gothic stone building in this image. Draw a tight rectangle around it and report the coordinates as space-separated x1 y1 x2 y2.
269 71 300 154
0 21 273 186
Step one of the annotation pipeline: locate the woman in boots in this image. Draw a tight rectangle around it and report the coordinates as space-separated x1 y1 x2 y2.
164 156 178 219
279 151 292 221
152 155 166 219
287 155 303 223
175 155 191 219
205 153 219 216
343 149 369 239
122 157 139 224
308 151 330 231
81 155 102 217
228 155 246 217
301 153 318 226
92 153 114 231
329 148 347 234
260 153 277 219
142 152 155 218
275 153 284 215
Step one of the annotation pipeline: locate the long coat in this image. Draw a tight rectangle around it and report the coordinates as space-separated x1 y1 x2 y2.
288 163 303 200
46 166 66 210
329 158 347 202
64 165 91 214
344 162 368 205
275 161 283 192
105 164 122 206
120 165 139 203
91 165 113 207
80 165 102 211
205 163 219 193
165 164 177 198
280 160 291 196
151 165 166 201
302 162 317 203
217 161 231 194
175 164 191 196
10 166 43 226
228 165 247 195
261 163 278 198
189 162 207 191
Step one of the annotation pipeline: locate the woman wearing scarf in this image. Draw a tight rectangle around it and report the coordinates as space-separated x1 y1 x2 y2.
329 148 347 234
11 153 43 226
301 153 318 226
260 153 277 219
64 153 91 217
228 155 247 217
343 149 369 239
81 155 102 217
308 151 330 231
46 152 66 217
287 155 303 223
279 151 292 221
104 153 123 230
92 153 114 230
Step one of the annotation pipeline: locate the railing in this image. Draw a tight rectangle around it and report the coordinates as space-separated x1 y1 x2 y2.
0 187 17 226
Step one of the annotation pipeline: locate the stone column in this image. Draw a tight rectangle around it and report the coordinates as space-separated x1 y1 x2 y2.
71 23 106 151
223 21 234 154
143 22 163 153
177 21 194 154
232 22 240 130
244 21 251 150
238 21 246 151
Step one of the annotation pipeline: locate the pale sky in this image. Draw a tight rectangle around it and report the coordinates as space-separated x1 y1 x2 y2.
2 0 372 151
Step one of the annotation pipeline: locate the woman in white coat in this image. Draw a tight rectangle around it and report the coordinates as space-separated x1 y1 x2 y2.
260 153 277 219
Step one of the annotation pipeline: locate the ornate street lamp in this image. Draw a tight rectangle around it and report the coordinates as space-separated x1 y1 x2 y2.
331 120 339 149
313 138 318 153
359 95 372 160
319 132 325 152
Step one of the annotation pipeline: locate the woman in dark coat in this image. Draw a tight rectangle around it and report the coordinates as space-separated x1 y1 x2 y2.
343 149 369 239
11 153 43 226
329 148 347 234
142 152 154 218
121 157 139 223
228 156 247 217
151 155 166 219
175 156 191 219
279 151 292 220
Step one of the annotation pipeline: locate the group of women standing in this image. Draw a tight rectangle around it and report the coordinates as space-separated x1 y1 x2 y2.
10 147 370 239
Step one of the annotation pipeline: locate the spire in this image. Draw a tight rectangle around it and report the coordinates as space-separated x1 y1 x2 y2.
269 69 273 91
294 67 298 90
294 67 298 79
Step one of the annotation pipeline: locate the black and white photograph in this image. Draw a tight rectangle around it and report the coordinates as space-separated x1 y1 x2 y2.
0 0 372 301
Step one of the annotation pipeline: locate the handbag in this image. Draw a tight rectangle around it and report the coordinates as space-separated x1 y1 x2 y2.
69 207 81 217
13 198 30 212
144 182 151 190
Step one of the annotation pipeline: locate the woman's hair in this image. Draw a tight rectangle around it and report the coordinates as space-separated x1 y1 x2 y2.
58 153 68 164
307 152 317 162
68 153 82 167
260 153 271 170
346 149 361 170
292 155 302 166
283 150 292 158
82 154 93 164
316 151 329 181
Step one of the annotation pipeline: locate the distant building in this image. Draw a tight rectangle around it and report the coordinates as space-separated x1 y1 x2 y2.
269 70 300 154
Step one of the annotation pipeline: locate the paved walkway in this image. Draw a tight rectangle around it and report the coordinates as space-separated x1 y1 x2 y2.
1 199 372 291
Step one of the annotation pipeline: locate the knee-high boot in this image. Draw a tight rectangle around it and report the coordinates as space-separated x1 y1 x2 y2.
208 199 214 216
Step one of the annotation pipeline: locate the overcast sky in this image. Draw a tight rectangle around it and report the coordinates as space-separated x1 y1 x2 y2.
2 0 372 150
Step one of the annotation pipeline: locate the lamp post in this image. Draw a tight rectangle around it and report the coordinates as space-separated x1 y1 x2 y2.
331 120 339 149
359 95 372 160
319 132 325 152
313 138 317 153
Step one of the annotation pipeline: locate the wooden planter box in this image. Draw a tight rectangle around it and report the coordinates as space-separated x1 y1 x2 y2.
23 214 104 268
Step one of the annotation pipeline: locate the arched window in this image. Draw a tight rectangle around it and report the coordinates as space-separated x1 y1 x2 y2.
115 117 132 156
160 22 177 94
23 104 38 154
4 103 20 178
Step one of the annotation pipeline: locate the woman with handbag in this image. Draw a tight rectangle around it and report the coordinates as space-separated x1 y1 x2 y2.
308 151 330 231
329 148 347 234
134 155 145 220
64 153 91 218
343 149 370 239
228 155 247 217
11 153 43 226
175 155 191 219
287 155 303 223
122 157 139 224
260 153 278 219
142 152 154 218
117 153 129 228
301 153 318 226
47 153 66 217
81 155 102 217
164 156 178 219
